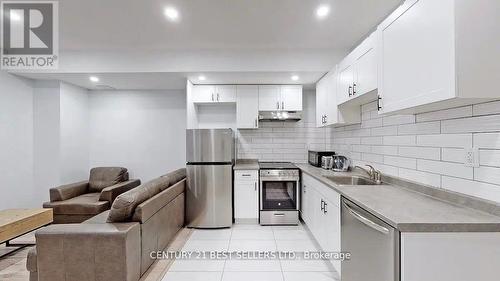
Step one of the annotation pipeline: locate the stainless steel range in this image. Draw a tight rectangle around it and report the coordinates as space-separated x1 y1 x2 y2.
259 162 300 225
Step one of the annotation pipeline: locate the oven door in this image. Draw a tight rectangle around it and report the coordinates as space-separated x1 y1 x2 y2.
260 180 298 210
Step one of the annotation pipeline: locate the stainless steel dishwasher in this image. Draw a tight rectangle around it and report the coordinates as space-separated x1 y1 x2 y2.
341 198 400 281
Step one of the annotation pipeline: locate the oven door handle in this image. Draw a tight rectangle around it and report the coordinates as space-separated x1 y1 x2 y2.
273 213 285 217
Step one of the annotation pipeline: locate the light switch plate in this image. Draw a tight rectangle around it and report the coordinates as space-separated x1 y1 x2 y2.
464 147 479 167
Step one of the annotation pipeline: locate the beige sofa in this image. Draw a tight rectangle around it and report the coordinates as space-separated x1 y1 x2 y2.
43 167 141 223
28 168 186 281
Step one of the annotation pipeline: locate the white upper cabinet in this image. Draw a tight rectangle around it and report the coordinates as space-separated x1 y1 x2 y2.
236 85 259 129
280 85 302 111
258 85 303 111
192 85 215 103
316 76 328 127
258 85 281 111
377 0 500 114
192 85 236 103
337 32 378 106
355 46 377 96
316 68 361 127
337 64 355 105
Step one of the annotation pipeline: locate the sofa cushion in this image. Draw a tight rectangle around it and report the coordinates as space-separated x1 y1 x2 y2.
107 177 165 222
83 210 111 224
159 168 186 191
43 193 110 215
132 179 186 223
107 169 186 222
88 167 128 192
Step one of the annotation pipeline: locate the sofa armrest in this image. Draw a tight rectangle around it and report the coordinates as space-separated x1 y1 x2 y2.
49 181 89 202
99 179 141 204
35 223 141 281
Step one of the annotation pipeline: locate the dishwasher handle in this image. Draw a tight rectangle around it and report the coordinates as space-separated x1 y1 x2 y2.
343 201 390 235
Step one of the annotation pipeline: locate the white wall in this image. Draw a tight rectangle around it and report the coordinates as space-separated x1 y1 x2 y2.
0 71 35 208
330 100 500 203
59 82 90 183
33 81 61 203
89 90 186 182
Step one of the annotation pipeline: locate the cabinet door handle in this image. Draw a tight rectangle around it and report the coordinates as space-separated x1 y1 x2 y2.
303 184 306 193
254 182 257 191
320 199 324 211
282 101 284 110
348 86 353 96
277 102 280 110
353 83 357 95
377 95 382 111
217 93 220 101
212 93 214 101
255 118 258 128
324 202 328 214
325 115 327 123
241 174 251 177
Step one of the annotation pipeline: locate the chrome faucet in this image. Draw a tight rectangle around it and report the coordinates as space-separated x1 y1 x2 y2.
354 165 382 184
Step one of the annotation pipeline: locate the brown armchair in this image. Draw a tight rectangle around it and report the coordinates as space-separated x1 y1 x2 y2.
43 167 141 223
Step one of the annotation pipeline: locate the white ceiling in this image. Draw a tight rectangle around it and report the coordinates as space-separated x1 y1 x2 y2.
58 0 401 51
17 0 402 89
19 71 325 90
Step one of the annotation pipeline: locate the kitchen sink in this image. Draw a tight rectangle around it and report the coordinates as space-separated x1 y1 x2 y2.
324 175 379 186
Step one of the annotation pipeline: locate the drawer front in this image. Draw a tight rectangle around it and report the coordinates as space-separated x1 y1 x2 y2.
235 170 258 181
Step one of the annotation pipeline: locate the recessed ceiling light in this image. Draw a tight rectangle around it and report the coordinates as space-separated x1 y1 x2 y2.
316 5 330 19
164 7 180 22
89 76 99 82
291 75 299 81
198 75 206 81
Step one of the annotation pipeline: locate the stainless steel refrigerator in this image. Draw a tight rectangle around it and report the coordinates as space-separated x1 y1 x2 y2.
186 129 234 228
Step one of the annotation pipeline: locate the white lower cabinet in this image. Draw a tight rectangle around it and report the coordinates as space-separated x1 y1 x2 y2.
301 173 341 275
234 170 259 221
401 232 500 281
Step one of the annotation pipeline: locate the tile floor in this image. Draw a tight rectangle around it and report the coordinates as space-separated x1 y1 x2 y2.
162 223 340 281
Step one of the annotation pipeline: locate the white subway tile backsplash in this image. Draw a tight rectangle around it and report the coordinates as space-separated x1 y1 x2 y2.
479 150 500 167
398 146 441 160
474 133 500 149
416 106 472 122
441 148 464 163
383 115 415 126
442 115 500 133
383 135 416 146
417 159 473 179
442 176 500 203
398 121 440 135
398 168 441 187
474 166 500 186
384 156 417 169
352 145 371 153
361 153 384 164
473 100 500 116
330 99 500 203
371 125 398 136
361 117 383 129
361 136 384 145
416 134 472 148
371 145 399 156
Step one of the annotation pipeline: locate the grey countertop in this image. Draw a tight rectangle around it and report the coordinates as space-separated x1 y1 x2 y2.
234 159 260 170
296 164 500 232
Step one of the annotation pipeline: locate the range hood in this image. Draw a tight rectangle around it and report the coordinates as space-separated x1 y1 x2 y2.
258 111 302 122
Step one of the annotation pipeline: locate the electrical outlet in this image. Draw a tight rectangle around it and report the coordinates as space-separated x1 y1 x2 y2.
464 147 479 167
